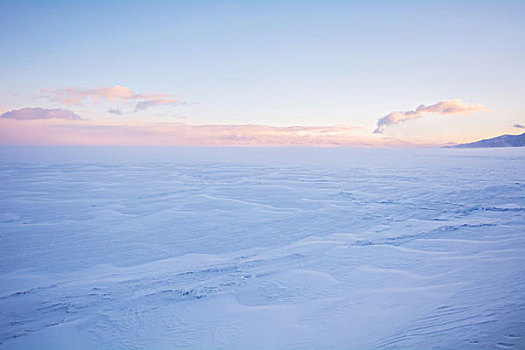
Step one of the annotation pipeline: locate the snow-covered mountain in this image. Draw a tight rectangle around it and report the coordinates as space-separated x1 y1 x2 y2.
448 132 525 148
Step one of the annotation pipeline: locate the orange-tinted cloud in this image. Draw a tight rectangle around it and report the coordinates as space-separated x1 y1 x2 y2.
40 85 181 112
374 99 486 133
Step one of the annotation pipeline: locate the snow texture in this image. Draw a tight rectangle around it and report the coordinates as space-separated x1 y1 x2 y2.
0 146 524 349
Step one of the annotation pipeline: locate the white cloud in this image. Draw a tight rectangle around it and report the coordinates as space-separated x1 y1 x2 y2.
374 99 486 134
108 109 123 115
134 99 181 112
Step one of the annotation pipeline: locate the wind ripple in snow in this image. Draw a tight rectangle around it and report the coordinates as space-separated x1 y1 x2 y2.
0 147 524 349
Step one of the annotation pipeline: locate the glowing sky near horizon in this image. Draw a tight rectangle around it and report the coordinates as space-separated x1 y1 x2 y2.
0 0 524 146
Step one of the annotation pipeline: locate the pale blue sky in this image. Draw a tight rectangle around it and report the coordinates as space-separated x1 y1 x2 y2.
1 0 524 144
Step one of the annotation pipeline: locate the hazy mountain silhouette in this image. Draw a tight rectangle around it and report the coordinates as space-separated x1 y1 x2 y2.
446 133 525 148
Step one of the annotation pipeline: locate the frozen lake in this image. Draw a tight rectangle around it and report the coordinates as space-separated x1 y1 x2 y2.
1 147 524 349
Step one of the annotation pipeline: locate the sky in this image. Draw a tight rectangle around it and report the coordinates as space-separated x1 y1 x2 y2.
0 0 524 146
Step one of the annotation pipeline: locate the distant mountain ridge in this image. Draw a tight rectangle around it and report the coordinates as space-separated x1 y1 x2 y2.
447 132 525 148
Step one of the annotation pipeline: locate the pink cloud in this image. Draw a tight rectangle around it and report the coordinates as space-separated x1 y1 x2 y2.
0 107 83 121
40 85 181 112
374 99 487 133
0 119 413 147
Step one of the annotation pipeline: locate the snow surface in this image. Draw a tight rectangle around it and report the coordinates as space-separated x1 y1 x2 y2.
0 146 524 350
